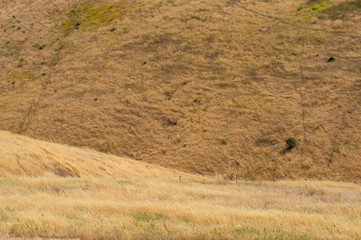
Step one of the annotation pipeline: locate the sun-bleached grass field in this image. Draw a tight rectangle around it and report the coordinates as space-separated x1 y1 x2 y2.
0 131 360 239
0 177 360 239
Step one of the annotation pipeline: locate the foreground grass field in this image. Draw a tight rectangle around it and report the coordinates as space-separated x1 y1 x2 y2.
0 177 360 239
0 131 360 239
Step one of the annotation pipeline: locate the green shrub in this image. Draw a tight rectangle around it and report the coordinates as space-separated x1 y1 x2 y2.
286 138 297 148
327 56 335 62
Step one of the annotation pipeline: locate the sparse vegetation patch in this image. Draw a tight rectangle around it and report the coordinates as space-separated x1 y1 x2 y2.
132 212 164 223
298 1 328 19
62 0 143 35
33 43 46 50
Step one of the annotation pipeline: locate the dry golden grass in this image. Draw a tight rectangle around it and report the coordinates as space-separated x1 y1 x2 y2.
0 131 360 239
1 1 361 239
0 0 360 181
0 177 360 239
0 130 198 179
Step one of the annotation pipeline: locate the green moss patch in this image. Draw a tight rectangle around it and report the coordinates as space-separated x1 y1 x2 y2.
62 1 142 35
7 71 34 86
297 1 328 19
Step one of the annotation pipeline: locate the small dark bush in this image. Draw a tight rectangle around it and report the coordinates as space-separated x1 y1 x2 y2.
286 138 297 148
34 43 46 50
193 98 201 104
327 56 335 62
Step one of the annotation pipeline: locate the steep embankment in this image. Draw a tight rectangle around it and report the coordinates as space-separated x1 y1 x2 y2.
0 0 360 181
0 130 196 179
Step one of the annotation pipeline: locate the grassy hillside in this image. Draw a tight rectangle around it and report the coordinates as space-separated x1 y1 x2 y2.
0 130 197 179
0 0 360 181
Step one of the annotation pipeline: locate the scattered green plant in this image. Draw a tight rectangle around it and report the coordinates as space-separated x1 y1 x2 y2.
286 138 297 149
58 43 65 51
0 211 7 222
33 43 46 50
234 226 259 237
132 212 164 223
327 56 335 62
8 72 33 86
212 228 222 237
299 1 328 19
62 1 143 35
193 98 201 104
311 2 327 11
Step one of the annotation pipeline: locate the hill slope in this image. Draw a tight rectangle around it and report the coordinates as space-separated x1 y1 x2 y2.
0 0 360 181
0 130 196 179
